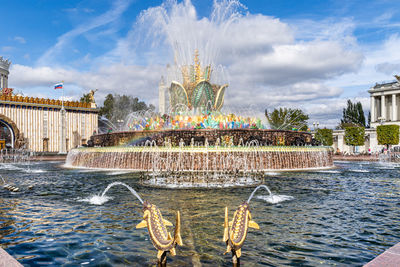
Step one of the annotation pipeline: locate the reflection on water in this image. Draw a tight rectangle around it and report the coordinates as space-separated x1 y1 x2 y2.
0 161 399 266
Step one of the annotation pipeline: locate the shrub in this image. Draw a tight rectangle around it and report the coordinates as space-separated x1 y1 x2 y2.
344 127 365 147
377 124 399 146
315 128 333 146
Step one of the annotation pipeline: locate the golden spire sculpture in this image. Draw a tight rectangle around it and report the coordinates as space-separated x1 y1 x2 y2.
194 49 203 84
170 49 228 112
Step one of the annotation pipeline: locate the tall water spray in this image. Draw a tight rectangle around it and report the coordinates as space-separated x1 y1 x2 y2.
137 0 245 88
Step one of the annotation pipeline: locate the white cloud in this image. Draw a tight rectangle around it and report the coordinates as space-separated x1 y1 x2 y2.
9 63 162 105
14 36 26 44
37 0 132 66
328 34 400 94
2 46 14 52
9 0 374 129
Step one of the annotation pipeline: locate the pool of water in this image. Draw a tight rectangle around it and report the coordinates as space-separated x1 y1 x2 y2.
0 160 399 266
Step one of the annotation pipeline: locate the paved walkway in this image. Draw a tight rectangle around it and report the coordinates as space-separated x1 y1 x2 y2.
365 243 400 267
0 247 22 267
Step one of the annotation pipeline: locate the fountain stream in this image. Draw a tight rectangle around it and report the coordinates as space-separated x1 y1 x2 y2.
0 175 5 184
247 184 294 204
247 185 272 203
101 182 144 204
81 182 144 205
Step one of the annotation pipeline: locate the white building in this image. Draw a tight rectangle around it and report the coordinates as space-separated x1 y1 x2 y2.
369 76 400 127
0 57 98 152
332 128 379 154
332 77 400 154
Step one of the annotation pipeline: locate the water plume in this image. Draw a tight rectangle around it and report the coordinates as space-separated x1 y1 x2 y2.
247 184 294 204
81 182 143 205
136 0 246 86
247 185 272 203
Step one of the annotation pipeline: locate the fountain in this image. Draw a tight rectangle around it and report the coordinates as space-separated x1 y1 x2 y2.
66 141 333 187
65 0 334 186
81 181 182 264
223 184 293 265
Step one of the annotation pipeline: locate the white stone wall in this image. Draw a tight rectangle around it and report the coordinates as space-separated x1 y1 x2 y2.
332 128 383 154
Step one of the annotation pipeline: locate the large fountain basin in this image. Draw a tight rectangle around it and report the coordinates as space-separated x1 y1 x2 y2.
66 146 333 171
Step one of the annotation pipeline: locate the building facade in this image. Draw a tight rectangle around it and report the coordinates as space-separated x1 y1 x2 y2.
0 57 98 152
332 77 400 154
332 128 379 154
369 77 400 127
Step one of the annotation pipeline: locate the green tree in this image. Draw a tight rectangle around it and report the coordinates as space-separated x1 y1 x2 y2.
377 124 399 149
315 128 333 146
99 94 155 124
339 100 366 129
99 94 114 119
345 126 365 152
265 108 309 131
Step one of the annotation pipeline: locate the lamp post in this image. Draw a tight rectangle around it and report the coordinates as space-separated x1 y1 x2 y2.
313 121 319 131
378 116 385 125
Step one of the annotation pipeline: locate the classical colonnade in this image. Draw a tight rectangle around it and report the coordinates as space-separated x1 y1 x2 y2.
370 93 400 123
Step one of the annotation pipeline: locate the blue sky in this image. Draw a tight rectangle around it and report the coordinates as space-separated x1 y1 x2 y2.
2 0 400 127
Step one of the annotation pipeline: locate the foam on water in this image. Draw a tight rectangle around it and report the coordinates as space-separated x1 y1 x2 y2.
78 195 113 205
75 169 101 173
265 172 280 176
106 171 130 176
257 194 294 204
0 164 22 170
143 176 260 188
350 169 370 173
24 169 46 173
379 166 395 170
317 170 341 174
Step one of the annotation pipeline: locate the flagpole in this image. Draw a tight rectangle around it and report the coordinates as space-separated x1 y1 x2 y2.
61 80 64 109
59 81 66 154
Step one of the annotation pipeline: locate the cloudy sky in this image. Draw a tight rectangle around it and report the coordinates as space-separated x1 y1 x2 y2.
2 0 400 128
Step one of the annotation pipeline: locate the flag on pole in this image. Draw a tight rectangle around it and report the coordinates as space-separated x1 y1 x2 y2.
54 82 63 90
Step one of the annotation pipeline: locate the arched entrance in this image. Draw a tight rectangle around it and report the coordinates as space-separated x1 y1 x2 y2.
0 114 19 149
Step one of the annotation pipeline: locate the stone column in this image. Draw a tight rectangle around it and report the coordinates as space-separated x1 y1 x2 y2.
381 95 386 120
370 96 376 123
338 133 344 153
59 108 67 154
393 94 398 121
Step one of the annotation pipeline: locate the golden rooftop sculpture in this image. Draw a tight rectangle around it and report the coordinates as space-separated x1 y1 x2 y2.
169 50 228 112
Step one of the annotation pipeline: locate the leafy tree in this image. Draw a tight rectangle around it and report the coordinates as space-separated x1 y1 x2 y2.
265 108 309 131
345 126 365 152
339 100 366 129
377 124 399 149
315 128 333 146
99 93 155 124
99 94 114 119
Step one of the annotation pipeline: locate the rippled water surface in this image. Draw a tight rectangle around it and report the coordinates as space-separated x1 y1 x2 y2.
0 161 399 266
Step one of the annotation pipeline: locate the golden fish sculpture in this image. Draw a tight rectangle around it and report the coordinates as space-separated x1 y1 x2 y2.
136 201 183 260
223 202 259 259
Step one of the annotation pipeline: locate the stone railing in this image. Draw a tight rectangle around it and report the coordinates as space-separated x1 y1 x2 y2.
0 93 91 108
91 129 313 147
